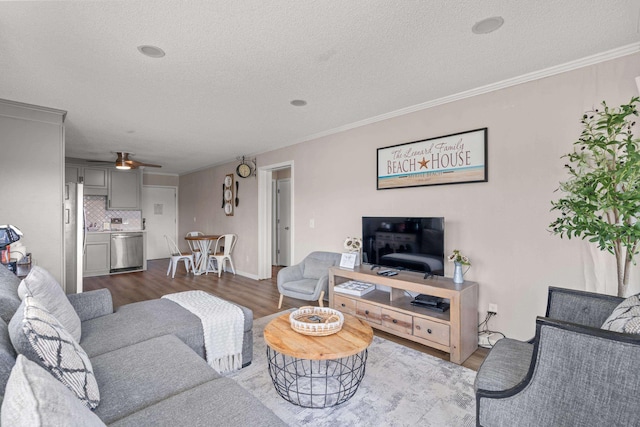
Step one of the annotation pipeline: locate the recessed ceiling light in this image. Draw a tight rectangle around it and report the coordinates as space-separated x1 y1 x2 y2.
137 45 165 58
472 16 504 34
290 100 307 107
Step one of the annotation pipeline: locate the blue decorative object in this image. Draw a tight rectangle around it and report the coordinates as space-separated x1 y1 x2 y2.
0 225 22 250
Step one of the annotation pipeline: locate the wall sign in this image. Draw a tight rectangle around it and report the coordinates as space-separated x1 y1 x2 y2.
377 128 488 190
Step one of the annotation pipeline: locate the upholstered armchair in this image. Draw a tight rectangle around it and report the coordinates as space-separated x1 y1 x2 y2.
475 287 640 427
277 251 343 309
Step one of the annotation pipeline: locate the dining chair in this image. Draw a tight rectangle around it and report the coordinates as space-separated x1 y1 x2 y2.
185 231 204 265
206 234 237 278
165 235 195 278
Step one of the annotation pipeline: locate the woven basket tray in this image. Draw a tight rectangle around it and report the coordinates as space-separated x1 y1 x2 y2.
289 306 345 336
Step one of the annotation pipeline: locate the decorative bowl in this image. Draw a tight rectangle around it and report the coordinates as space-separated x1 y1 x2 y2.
289 306 344 336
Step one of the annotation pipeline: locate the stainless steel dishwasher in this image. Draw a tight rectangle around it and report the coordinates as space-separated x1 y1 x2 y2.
110 233 144 272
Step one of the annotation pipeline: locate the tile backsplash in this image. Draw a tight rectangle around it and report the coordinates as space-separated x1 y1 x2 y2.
84 196 142 231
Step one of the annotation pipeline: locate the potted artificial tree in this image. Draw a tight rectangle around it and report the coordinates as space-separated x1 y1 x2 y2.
550 97 640 297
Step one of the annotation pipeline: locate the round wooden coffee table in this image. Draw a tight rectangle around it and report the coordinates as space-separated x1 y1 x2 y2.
263 312 374 408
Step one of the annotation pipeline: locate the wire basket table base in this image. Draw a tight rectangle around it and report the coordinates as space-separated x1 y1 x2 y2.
266 347 368 408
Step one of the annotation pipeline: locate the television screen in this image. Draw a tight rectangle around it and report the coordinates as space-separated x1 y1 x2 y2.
362 217 444 275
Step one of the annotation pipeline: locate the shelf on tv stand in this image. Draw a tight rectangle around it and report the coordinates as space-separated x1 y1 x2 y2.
328 265 478 364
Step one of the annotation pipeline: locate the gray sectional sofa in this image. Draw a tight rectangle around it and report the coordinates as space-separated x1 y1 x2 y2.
0 265 285 426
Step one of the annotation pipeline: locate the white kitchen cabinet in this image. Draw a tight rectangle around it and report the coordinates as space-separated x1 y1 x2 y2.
84 233 110 277
83 167 109 195
108 169 141 209
65 161 142 209
83 167 108 188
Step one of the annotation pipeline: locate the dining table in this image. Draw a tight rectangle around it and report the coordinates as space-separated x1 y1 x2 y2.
184 234 221 275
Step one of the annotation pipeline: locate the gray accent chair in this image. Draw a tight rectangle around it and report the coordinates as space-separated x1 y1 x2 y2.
277 251 342 309
474 287 640 427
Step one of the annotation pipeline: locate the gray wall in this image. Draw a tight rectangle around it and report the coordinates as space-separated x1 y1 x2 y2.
0 99 66 282
143 173 179 187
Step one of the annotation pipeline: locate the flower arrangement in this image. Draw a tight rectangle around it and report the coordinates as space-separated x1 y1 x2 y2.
343 237 362 253
448 249 470 266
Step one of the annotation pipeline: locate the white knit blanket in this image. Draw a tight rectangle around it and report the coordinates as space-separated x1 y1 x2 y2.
162 291 244 373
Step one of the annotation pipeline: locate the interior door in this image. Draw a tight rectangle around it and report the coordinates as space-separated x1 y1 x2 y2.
271 179 278 264
142 186 177 260
276 179 291 266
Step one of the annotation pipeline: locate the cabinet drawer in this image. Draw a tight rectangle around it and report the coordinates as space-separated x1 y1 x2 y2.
381 308 412 334
356 301 382 325
334 295 356 315
413 317 450 347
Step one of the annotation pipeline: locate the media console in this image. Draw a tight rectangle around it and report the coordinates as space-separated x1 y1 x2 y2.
329 265 478 364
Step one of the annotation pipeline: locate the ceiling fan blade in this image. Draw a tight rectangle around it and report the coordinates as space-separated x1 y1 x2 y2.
82 152 161 169
127 159 162 168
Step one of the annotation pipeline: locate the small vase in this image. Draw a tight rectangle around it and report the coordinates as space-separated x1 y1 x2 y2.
354 251 361 266
453 262 464 284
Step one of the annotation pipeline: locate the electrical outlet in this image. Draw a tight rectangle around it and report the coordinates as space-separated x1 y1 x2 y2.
488 303 498 314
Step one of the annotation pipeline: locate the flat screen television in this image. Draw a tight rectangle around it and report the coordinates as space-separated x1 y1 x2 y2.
362 217 444 276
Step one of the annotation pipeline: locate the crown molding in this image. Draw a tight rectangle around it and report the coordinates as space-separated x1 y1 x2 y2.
295 42 640 145
142 171 179 177
0 98 67 124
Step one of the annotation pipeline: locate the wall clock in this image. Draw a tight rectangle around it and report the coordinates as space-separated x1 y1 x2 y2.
236 157 255 178
223 173 234 216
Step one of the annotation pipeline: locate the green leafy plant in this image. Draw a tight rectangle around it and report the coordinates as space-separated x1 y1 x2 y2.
550 97 640 297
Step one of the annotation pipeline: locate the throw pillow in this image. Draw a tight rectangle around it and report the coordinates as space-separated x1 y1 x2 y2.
0 264 22 323
22 296 100 409
0 317 16 403
8 300 47 366
1 355 105 427
303 257 334 279
18 266 82 342
602 294 640 334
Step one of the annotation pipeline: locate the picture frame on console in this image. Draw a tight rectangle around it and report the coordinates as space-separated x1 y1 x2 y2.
376 127 488 189
339 253 358 269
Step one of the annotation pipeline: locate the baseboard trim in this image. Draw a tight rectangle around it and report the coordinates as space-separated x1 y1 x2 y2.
236 270 260 281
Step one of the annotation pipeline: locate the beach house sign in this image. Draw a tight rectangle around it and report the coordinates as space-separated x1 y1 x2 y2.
377 128 487 189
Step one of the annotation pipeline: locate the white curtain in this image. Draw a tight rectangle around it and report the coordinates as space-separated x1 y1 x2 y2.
581 243 640 297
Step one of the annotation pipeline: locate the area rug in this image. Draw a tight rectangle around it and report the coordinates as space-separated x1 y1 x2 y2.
226 311 476 426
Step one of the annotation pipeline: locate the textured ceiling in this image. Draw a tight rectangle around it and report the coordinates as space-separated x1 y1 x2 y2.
1 1 639 174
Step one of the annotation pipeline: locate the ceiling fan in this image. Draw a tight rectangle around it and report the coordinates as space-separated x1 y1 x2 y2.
89 152 161 170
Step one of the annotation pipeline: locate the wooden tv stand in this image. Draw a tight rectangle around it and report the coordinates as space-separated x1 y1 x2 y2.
328 265 478 364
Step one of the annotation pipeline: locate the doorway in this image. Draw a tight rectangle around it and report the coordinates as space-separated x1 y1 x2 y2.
258 161 294 279
142 186 177 260
273 175 291 267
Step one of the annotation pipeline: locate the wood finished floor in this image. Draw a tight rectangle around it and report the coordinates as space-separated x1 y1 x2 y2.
84 259 488 371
